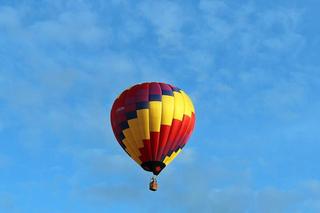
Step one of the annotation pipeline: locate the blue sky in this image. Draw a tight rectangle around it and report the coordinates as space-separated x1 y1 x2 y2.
0 0 320 212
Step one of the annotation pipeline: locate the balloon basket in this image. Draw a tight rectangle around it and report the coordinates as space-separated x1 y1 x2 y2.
149 176 158 191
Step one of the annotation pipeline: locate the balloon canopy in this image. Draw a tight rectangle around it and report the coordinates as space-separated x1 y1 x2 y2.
110 82 195 175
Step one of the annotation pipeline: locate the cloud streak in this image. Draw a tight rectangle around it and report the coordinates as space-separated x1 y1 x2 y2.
0 0 320 212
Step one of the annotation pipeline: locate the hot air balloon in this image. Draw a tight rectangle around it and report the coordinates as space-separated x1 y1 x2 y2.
110 82 195 191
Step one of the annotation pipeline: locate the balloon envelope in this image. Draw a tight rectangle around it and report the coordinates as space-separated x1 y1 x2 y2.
110 82 195 175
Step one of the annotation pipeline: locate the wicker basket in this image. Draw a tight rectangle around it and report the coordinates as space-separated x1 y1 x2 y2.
149 180 158 191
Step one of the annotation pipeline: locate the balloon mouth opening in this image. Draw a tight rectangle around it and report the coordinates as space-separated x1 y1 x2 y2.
141 161 166 175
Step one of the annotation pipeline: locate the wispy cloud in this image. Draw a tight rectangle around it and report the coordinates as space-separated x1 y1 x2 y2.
139 0 187 48
71 147 320 212
0 192 16 213
0 0 320 212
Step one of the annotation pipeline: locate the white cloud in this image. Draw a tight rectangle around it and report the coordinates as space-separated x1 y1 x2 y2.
160 157 320 212
0 6 20 28
75 148 320 212
0 1 319 212
139 0 187 48
29 10 109 47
